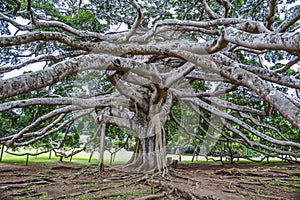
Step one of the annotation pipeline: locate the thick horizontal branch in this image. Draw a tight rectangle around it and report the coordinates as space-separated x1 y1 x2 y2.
239 64 300 89
163 63 195 88
0 31 92 50
212 53 300 89
0 54 167 100
205 97 266 116
224 27 300 51
171 85 237 98
173 50 300 129
0 94 124 112
0 52 84 74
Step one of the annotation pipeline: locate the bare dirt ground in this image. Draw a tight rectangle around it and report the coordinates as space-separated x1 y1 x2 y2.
0 162 299 200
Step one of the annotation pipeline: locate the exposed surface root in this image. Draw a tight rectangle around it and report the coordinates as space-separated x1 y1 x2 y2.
0 162 299 199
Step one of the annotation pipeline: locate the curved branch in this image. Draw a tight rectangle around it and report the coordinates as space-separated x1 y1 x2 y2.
3 105 81 146
27 0 36 25
222 119 299 157
238 111 289 141
183 97 300 148
163 63 195 88
273 57 300 73
0 13 106 41
216 0 231 18
13 108 93 147
276 8 300 33
23 113 66 138
12 0 21 15
265 0 276 30
199 0 221 19
106 72 148 111
207 32 228 53
141 18 248 41
124 0 143 42
204 97 266 116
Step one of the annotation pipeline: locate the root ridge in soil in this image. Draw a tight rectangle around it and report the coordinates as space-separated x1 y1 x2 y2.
0 162 299 200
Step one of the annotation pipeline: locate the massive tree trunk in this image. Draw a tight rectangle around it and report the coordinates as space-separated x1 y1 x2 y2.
104 90 172 175
123 118 168 175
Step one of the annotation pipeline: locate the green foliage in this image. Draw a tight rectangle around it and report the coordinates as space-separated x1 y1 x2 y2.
106 124 129 150
224 89 300 153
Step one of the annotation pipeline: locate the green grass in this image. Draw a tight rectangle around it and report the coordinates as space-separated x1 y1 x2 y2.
0 152 122 166
0 149 291 167
80 183 102 189
182 160 216 164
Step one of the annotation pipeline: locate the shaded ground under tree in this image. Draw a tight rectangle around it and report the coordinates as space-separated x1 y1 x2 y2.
0 161 299 200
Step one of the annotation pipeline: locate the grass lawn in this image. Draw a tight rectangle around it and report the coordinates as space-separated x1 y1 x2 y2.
0 148 129 166
0 148 288 166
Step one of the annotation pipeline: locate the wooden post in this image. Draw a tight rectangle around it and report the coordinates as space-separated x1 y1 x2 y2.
167 157 172 166
70 149 74 162
0 144 4 162
88 151 93 163
25 154 29 166
191 147 198 162
113 152 116 162
109 153 113 165
48 150 52 160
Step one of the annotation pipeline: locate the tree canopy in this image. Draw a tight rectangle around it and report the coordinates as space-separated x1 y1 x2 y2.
0 0 299 175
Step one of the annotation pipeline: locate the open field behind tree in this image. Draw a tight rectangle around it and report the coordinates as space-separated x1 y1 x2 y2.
1 148 288 166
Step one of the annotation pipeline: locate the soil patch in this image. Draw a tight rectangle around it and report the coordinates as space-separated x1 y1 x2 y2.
0 162 299 199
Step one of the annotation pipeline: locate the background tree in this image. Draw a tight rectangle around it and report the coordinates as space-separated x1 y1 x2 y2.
0 0 299 175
